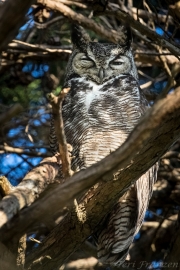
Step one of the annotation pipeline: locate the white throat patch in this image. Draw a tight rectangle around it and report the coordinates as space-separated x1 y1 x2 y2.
85 81 102 110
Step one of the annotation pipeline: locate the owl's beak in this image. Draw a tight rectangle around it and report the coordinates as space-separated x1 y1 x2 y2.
99 67 105 83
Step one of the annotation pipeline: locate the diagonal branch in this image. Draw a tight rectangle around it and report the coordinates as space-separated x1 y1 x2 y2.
23 86 180 269
0 157 59 228
8 40 72 54
0 86 180 269
106 9 180 57
37 0 180 56
37 0 128 44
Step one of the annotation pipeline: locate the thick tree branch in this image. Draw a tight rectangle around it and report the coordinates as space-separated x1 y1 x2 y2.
24 87 180 270
0 157 59 228
0 0 35 52
0 86 179 268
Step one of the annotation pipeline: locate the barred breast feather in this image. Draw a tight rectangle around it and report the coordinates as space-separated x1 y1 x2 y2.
63 75 143 170
61 74 157 265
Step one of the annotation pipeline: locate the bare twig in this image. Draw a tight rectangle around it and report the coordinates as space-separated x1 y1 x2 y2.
0 145 50 157
59 0 88 9
37 0 127 44
153 45 172 77
131 7 174 24
8 40 72 54
162 151 180 159
29 237 42 244
36 0 180 56
34 15 64 29
106 9 180 57
48 88 74 178
156 63 180 99
135 51 179 67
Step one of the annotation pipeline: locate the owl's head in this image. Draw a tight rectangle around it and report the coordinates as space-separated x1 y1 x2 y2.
65 25 138 85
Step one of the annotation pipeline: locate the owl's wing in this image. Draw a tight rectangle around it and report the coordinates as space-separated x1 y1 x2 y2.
97 84 157 266
97 186 137 265
97 165 158 266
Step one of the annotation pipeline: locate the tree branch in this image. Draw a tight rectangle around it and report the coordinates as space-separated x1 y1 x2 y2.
0 157 59 228
0 145 50 157
37 0 180 56
135 52 179 67
0 86 179 268
108 9 180 57
48 88 74 178
37 0 126 44
0 0 35 52
24 86 180 270
8 40 72 54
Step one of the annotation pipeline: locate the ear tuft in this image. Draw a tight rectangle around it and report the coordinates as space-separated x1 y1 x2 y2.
71 24 91 51
118 25 132 50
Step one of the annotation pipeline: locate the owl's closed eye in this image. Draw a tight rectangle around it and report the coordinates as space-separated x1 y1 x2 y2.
65 25 138 85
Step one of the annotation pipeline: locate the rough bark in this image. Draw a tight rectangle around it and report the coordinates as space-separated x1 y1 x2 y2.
0 157 59 228
0 0 35 52
1 86 177 269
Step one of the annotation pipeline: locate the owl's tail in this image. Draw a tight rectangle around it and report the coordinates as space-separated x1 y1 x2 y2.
97 186 137 266
97 166 157 266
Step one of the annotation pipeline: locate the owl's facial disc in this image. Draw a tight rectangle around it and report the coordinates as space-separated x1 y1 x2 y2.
72 51 132 84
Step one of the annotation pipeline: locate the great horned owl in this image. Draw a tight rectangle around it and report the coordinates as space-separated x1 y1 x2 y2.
50 25 157 266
